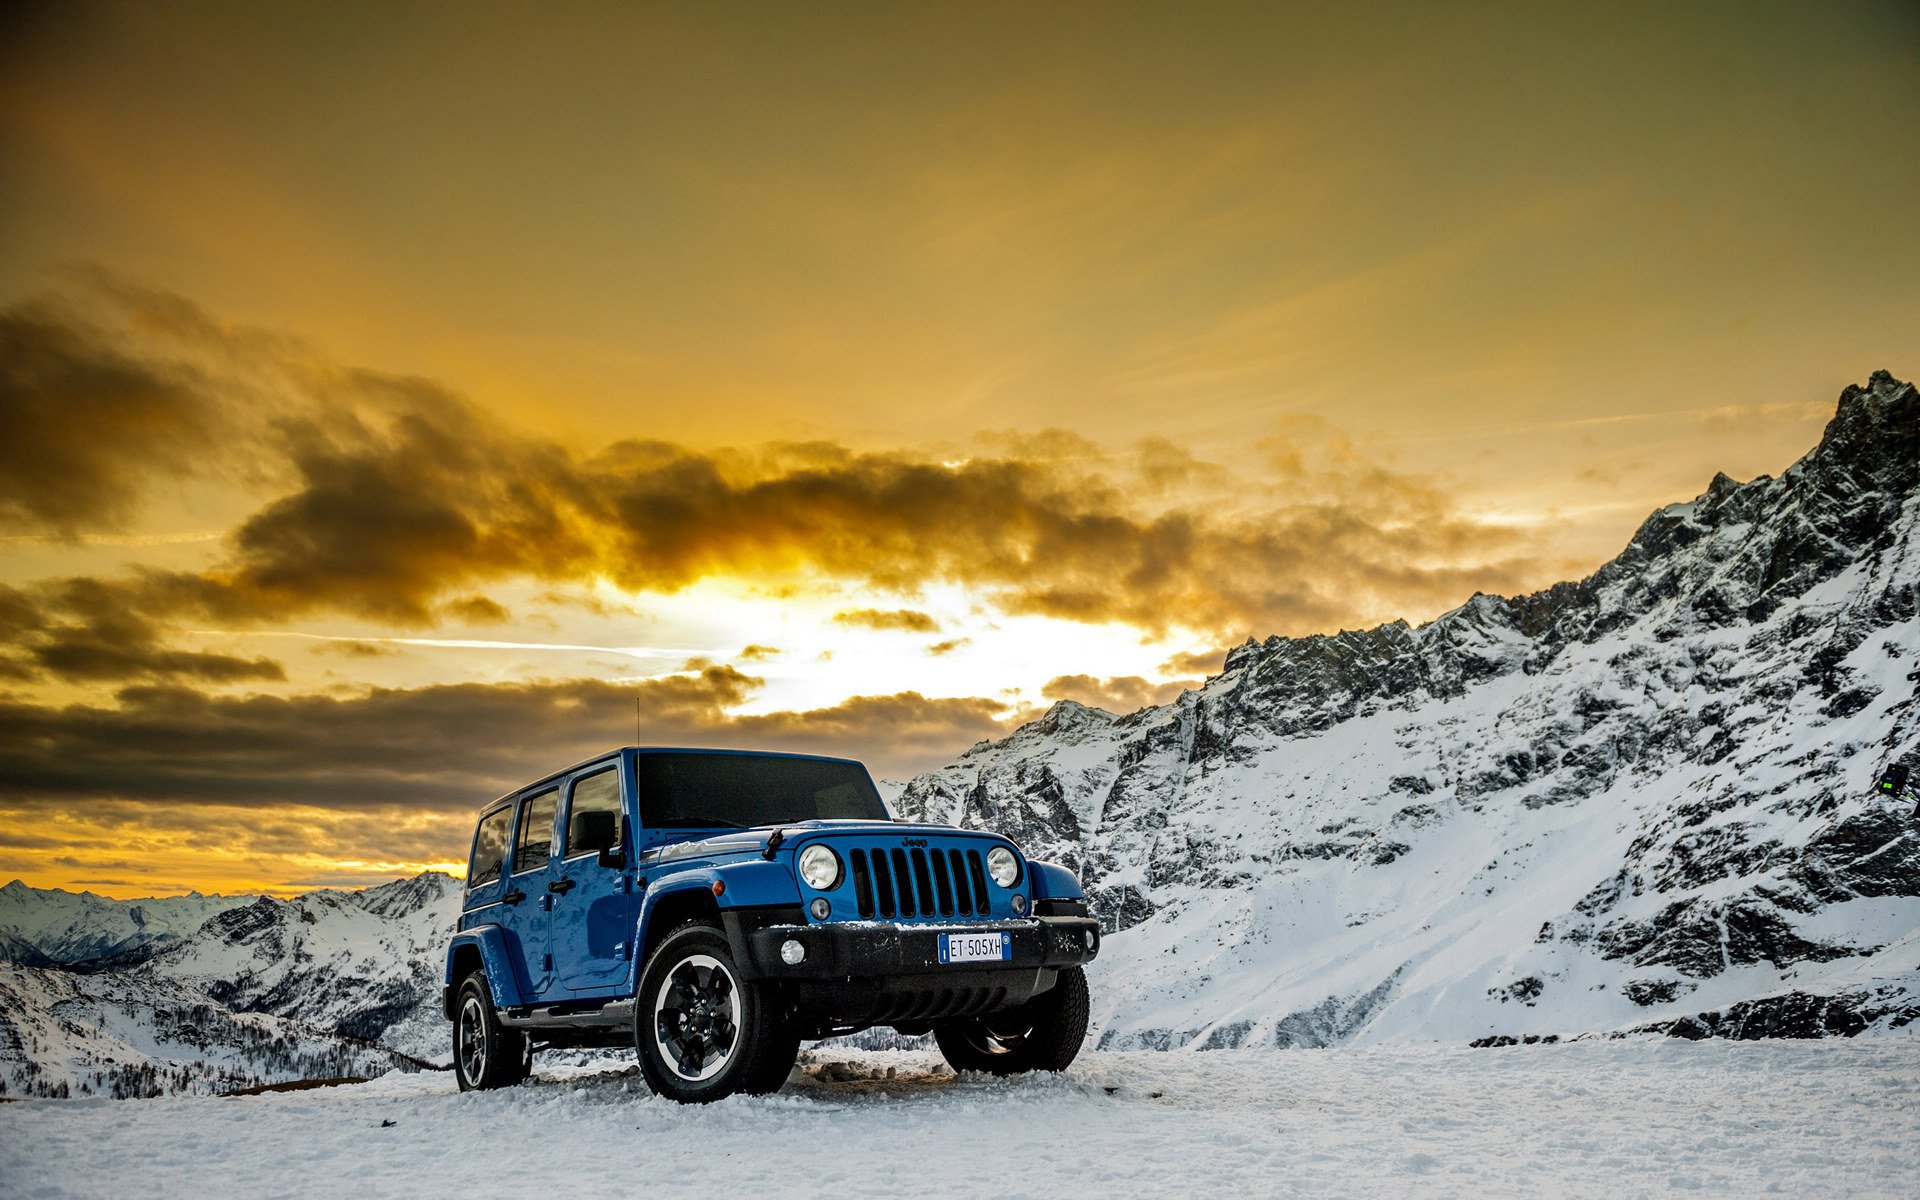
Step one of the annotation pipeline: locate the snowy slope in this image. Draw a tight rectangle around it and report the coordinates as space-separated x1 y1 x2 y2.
142 872 462 1062
0 964 421 1099
896 370 1920 1049
3 1042 1917 1198
0 880 252 967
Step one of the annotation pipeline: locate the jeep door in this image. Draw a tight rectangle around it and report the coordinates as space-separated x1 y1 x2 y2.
500 787 559 999
551 763 637 992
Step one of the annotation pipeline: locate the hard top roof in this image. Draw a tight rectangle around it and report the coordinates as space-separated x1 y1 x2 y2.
479 746 871 812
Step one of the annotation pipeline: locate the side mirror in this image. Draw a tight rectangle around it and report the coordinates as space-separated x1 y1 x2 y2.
571 810 624 869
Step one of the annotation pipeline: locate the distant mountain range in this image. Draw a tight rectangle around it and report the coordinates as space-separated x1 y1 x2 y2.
0 875 459 1098
0 879 250 970
3 370 1915 1097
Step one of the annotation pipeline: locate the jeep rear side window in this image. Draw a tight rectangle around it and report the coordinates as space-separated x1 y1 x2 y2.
513 790 558 870
563 768 622 858
468 808 511 887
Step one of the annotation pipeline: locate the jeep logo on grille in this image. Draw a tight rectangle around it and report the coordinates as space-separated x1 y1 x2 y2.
901 836 928 848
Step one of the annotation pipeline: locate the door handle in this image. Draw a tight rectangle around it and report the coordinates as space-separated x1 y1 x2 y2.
548 878 576 895
501 890 526 906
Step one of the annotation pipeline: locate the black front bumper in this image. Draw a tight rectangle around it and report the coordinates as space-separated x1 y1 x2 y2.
739 914 1100 980
731 914 1101 1032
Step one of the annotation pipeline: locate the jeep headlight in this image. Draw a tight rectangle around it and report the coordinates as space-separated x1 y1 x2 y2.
798 844 842 890
986 846 1021 888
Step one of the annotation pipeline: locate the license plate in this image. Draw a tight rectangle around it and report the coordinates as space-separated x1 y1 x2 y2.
939 931 1011 964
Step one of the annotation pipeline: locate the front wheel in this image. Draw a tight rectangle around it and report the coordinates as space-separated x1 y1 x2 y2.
934 966 1089 1075
452 971 530 1091
634 921 796 1103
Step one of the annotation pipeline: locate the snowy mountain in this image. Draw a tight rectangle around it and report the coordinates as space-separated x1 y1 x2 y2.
0 874 460 1097
895 370 1920 1050
0 880 253 968
142 873 462 1062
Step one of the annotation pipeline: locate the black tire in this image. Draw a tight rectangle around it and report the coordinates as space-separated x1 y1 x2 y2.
738 1012 801 1096
452 971 530 1091
634 921 796 1103
933 966 1089 1076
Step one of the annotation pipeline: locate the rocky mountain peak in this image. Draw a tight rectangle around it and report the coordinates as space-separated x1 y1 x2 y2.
1033 698 1119 732
1174 373 1914 727
895 370 1920 1050
355 871 462 919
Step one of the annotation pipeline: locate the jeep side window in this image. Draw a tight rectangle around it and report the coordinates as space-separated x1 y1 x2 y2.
469 807 512 887
563 767 622 859
512 789 558 872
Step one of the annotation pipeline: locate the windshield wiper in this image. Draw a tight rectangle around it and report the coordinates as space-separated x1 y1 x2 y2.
654 816 747 829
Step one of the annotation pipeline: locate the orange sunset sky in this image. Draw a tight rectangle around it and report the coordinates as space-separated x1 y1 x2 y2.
1 1 1916 896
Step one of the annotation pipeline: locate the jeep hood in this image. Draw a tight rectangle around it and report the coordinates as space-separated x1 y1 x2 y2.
642 820 1012 865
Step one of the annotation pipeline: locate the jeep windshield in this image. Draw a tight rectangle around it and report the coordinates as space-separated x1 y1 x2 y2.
635 752 889 829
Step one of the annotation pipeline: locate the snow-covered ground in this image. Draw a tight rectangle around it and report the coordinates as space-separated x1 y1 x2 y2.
4 1041 1917 1198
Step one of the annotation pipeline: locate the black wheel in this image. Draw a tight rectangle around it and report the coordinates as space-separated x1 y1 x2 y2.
934 966 1089 1076
634 921 796 1103
452 971 530 1091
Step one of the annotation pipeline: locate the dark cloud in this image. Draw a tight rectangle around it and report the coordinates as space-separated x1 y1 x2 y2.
311 639 398 659
444 595 511 624
722 692 1015 776
1158 648 1228 676
736 644 781 661
0 579 284 684
1041 673 1197 713
0 301 215 532
0 669 1018 819
383 424 1528 637
0 670 745 811
831 608 942 634
926 638 970 656
210 385 593 624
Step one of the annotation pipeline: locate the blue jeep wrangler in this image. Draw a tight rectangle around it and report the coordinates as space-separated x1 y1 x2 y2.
443 747 1100 1102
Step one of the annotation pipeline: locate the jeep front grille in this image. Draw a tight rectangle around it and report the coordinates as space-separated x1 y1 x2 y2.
849 847 990 920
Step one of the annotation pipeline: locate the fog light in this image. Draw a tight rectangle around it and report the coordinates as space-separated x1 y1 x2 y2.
1084 929 1096 949
779 939 806 966
809 897 831 920
1010 893 1028 915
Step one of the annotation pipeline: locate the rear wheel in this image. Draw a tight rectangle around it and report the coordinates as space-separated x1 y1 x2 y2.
934 966 1089 1075
634 921 796 1103
452 971 530 1091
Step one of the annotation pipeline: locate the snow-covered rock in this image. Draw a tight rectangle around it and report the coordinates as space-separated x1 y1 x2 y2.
896 370 1920 1049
